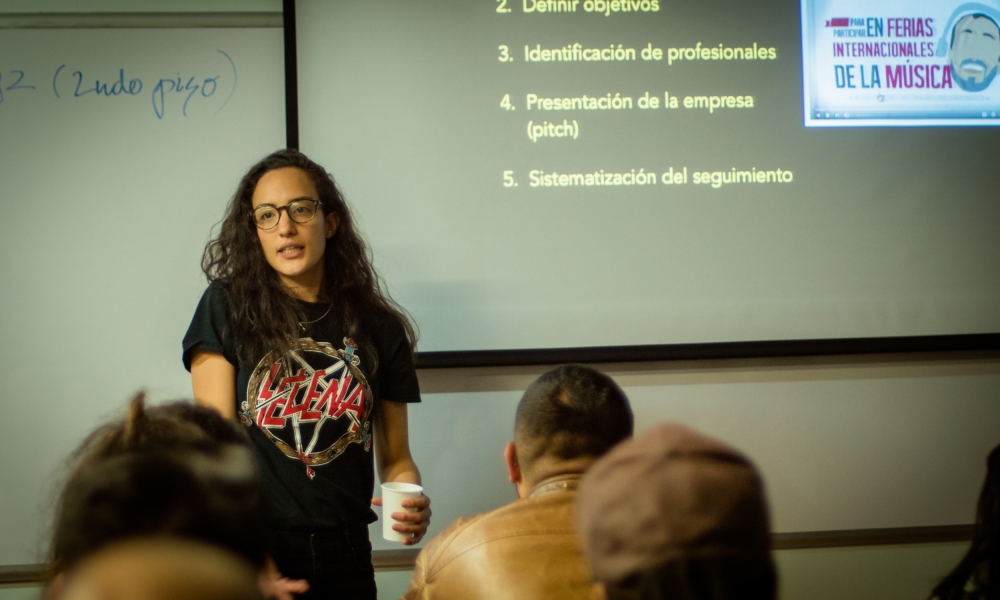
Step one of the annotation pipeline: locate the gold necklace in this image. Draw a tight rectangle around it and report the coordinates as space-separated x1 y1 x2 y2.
299 303 333 332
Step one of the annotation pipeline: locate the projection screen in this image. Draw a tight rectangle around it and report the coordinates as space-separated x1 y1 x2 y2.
296 0 1000 353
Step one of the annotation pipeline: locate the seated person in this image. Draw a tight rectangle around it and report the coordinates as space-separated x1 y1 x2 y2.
57 538 263 600
930 441 999 600
403 364 634 600
50 443 267 576
576 423 776 600
47 393 305 600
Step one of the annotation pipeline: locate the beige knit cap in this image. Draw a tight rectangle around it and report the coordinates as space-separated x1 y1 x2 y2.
576 422 772 584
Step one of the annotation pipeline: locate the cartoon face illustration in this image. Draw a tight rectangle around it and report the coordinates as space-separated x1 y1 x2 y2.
949 13 1000 91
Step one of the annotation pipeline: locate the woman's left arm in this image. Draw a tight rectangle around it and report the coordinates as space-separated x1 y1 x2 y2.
373 400 431 545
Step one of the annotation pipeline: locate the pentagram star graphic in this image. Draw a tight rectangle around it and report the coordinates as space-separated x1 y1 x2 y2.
244 337 373 470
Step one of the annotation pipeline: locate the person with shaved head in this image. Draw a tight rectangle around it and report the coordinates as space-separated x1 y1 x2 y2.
403 364 634 600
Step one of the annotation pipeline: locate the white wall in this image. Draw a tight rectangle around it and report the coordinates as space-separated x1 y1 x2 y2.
776 541 969 600
390 352 999 549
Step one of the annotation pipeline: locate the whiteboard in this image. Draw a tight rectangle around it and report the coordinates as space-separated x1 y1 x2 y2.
0 27 285 566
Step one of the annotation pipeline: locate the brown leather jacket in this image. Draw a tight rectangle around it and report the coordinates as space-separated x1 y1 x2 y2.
401 477 595 600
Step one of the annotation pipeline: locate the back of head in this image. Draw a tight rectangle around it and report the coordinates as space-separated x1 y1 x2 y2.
49 394 268 575
58 538 263 600
73 392 251 463
931 441 1000 599
514 364 633 471
52 447 268 574
576 423 776 600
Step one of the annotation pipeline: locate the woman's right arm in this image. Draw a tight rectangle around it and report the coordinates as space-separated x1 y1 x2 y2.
190 350 237 419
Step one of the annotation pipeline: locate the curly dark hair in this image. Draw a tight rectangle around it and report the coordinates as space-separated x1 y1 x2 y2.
201 149 416 368
49 393 269 576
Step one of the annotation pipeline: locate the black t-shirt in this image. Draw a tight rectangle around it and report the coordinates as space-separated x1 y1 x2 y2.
182 280 420 531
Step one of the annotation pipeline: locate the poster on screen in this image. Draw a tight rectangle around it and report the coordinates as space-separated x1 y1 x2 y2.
801 0 1000 126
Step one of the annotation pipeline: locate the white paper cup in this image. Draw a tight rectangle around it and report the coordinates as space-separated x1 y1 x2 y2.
380 482 423 542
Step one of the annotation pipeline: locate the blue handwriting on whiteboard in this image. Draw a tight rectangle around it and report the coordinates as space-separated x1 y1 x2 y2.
152 74 218 119
0 70 37 104
70 68 142 97
38 50 238 119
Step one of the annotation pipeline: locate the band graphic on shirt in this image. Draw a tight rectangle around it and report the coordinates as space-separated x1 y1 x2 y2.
244 337 373 475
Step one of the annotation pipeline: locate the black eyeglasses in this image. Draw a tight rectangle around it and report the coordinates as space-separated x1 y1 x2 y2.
252 198 321 230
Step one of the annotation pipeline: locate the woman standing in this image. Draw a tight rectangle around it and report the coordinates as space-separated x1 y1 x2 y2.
183 149 430 599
